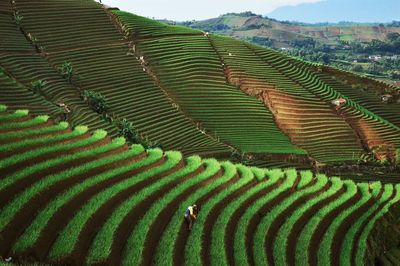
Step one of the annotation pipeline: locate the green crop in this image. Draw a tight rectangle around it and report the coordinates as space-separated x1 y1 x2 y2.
317 183 371 265
233 174 282 266
0 122 69 141
13 145 147 253
0 130 110 191
0 138 129 232
121 159 221 266
0 109 29 121
253 171 316 266
0 128 103 169
340 183 389 266
153 161 238 266
273 175 331 266
87 155 202 264
184 163 254 265
355 184 400 266
48 149 175 259
0 125 88 152
0 115 48 129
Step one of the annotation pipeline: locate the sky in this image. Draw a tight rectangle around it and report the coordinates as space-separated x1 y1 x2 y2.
269 0 400 23
100 0 322 21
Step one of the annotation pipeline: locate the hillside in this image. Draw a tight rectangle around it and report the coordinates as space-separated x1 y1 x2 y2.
180 13 400 83
0 2 399 174
181 12 400 47
0 105 399 265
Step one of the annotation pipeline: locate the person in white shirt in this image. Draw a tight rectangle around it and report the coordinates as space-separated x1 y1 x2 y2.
184 204 198 231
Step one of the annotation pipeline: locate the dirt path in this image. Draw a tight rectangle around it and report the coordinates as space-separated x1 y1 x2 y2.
0 145 133 256
0 137 115 209
172 173 240 266
350 187 397 266
264 179 327 266
96 165 207 266
30 154 160 263
286 185 345 266
308 189 361 266
201 178 258 266
330 186 384 266
138 168 225 266
225 179 283 266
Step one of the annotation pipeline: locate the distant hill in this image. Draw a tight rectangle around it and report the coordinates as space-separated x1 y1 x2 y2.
179 12 400 47
268 0 400 23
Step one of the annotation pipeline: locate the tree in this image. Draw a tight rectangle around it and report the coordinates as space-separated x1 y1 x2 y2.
83 90 108 114
59 61 74 83
31 79 46 94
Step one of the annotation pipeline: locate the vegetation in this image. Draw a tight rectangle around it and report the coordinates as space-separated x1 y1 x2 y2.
0 107 398 266
0 1 399 265
83 90 108 114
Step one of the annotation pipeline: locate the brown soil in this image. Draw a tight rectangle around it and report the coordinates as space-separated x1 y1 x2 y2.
264 179 324 266
0 130 89 164
202 178 258 266
286 185 346 266
28 153 161 263
0 136 116 209
308 189 362 266
350 189 398 266
172 173 241 266
70 158 186 265
93 165 208 266
138 168 225 266
225 178 283 266
0 132 110 178
0 145 133 256
330 186 383 266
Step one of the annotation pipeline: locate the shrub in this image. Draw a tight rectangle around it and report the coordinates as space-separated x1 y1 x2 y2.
31 80 46 94
114 118 139 144
83 90 108 114
59 61 74 83
14 13 23 27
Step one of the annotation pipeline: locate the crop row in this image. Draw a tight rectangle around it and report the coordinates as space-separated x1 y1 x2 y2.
0 107 398 266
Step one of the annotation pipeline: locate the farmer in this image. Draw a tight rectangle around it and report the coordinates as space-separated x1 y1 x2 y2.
184 204 198 231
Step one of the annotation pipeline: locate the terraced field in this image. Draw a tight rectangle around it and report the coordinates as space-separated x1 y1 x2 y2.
0 106 399 266
0 0 399 167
